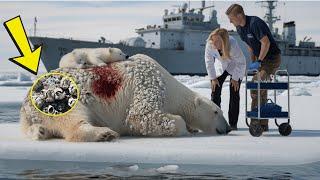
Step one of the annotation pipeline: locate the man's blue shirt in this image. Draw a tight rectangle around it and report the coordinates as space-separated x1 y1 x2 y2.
236 15 281 60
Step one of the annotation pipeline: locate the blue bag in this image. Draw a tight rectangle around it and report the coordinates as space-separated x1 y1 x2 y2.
252 99 282 113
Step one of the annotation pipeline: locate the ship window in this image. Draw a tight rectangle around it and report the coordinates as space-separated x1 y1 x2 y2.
164 19 168 22
196 18 200 21
171 33 174 36
183 17 187 21
177 17 181 21
172 17 176 21
168 18 172 22
141 33 144 37
156 32 158 35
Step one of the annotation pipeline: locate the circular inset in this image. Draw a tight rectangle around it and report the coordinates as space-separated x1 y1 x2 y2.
30 72 79 116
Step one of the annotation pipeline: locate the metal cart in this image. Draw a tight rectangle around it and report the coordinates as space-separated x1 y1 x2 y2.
245 69 292 137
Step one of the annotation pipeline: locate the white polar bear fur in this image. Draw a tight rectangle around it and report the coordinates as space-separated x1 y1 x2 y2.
20 54 230 142
59 47 129 68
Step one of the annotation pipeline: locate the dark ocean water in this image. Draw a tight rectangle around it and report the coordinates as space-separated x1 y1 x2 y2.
0 102 21 123
0 159 319 179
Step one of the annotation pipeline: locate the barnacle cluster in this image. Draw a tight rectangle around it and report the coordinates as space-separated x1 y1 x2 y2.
125 54 177 136
30 73 79 115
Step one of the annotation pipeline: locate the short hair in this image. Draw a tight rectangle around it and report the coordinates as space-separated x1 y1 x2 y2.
225 4 245 16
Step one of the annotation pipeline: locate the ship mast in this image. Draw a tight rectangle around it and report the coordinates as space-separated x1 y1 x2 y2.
193 1 215 14
257 1 280 34
34 16 37 36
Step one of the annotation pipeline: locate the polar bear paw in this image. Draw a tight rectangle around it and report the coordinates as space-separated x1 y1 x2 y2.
27 124 50 140
98 63 107 67
96 129 120 142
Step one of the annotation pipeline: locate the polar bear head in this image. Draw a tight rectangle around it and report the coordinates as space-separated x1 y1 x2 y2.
107 48 129 62
192 96 231 135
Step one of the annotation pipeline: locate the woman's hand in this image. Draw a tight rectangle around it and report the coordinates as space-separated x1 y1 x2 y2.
211 79 220 92
230 79 239 92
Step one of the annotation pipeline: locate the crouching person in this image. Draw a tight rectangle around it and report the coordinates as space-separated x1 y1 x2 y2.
204 28 246 130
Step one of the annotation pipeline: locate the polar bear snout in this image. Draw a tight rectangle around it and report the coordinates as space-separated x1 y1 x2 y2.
108 48 129 62
194 96 231 135
216 115 232 135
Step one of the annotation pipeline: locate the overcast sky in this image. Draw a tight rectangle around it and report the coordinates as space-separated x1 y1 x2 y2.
1 1 320 73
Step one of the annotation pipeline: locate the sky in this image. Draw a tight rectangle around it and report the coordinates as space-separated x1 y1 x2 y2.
1 0 320 73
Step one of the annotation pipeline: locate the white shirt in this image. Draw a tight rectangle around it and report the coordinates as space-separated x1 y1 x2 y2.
204 36 246 81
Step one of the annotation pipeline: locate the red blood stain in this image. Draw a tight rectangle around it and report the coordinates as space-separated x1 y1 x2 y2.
90 65 122 101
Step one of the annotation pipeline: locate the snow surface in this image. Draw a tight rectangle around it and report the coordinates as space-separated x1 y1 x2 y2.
0 74 319 165
0 123 319 165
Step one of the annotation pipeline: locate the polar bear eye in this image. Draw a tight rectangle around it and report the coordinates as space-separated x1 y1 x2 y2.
214 111 218 114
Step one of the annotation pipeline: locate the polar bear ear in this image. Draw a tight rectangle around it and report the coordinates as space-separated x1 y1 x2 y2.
194 97 202 107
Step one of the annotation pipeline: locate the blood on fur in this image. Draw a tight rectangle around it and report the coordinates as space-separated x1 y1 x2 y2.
90 65 122 101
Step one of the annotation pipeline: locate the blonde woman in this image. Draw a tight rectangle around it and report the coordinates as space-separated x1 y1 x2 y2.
205 28 246 130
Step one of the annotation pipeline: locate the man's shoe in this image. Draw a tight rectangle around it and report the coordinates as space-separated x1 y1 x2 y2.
261 124 269 132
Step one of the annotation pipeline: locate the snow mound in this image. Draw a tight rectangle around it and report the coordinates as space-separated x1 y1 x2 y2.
111 164 139 171
0 74 17 81
0 81 33 87
307 80 320 88
128 165 139 171
0 72 34 87
174 75 206 86
189 80 210 88
156 165 179 173
288 87 312 96
17 73 32 81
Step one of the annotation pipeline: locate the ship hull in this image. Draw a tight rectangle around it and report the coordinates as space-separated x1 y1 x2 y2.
29 36 320 76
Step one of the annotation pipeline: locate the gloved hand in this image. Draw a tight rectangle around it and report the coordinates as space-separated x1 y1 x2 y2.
249 60 262 70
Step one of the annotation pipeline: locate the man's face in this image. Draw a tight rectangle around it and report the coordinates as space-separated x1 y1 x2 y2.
227 14 242 27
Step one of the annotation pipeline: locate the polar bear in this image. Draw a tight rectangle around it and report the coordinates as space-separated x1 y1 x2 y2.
59 47 129 68
20 54 231 142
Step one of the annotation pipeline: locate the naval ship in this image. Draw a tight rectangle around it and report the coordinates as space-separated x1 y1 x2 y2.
29 1 320 75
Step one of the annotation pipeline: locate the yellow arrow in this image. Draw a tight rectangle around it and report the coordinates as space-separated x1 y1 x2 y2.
3 16 42 75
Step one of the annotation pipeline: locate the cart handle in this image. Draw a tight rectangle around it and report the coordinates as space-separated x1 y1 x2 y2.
246 69 259 74
275 70 289 77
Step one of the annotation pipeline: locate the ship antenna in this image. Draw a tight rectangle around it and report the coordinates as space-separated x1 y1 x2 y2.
34 16 37 36
256 1 280 34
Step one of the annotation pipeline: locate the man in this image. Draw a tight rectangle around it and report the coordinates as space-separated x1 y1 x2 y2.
225 4 281 131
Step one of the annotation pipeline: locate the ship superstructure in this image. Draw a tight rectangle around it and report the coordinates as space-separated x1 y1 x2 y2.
29 1 320 75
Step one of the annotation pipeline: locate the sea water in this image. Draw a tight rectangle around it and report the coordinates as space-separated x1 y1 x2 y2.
0 159 319 179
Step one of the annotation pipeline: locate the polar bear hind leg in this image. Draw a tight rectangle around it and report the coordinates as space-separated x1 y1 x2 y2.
65 122 119 142
25 124 51 140
54 104 120 142
20 99 119 142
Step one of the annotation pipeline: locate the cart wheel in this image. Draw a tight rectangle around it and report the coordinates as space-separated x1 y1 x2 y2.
245 118 250 127
249 124 263 137
279 123 292 136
